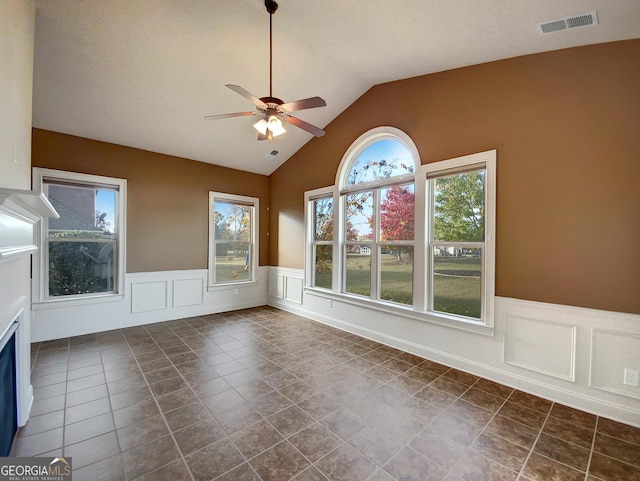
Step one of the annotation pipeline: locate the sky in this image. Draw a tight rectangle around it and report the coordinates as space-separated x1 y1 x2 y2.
349 139 414 184
95 190 116 230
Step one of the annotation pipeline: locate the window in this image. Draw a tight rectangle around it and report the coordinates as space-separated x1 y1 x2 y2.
208 192 258 288
305 127 496 331
33 168 126 303
428 167 486 320
339 132 416 305
311 195 334 289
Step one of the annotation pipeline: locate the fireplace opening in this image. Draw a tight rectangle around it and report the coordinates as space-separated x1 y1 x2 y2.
0 328 17 456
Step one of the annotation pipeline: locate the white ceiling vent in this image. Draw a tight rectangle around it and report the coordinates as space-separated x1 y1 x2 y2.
264 149 280 161
538 11 598 35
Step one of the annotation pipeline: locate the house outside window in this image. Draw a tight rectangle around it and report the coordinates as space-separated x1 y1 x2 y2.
208 192 258 288
305 127 496 332
33 168 126 304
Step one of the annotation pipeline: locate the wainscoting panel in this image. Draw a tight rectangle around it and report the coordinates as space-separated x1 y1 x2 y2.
268 273 284 299
173 277 204 308
503 314 576 381
590 329 640 400
269 267 302 305
131 280 168 313
285 277 304 304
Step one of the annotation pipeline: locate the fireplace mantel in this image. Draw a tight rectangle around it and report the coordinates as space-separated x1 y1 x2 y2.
0 187 58 263
0 188 57 432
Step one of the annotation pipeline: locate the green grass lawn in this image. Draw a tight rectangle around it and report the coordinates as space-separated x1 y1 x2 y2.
316 253 482 318
215 255 250 283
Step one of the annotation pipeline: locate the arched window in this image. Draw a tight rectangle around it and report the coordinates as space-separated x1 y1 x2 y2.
305 126 495 331
337 127 419 305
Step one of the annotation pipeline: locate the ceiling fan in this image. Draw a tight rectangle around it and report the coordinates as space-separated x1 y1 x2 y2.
205 0 327 141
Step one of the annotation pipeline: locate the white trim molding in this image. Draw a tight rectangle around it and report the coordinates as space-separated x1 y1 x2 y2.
268 266 640 427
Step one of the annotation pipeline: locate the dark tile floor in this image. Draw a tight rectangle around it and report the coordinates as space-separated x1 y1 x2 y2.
14 306 640 481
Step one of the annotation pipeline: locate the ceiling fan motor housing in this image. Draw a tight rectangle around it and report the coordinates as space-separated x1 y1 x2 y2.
265 0 278 15
260 96 284 106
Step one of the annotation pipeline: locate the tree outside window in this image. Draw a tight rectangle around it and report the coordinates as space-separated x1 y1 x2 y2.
208 192 258 287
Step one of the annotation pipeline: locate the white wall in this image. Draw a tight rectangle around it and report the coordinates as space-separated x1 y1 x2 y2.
269 267 640 428
0 0 36 427
31 268 269 341
1 0 34 191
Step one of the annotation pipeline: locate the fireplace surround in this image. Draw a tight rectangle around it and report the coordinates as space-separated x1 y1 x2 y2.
0 187 57 453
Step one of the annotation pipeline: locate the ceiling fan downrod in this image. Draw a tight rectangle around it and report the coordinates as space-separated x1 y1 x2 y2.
265 1 278 98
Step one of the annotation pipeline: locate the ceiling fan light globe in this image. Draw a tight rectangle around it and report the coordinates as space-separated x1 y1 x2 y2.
268 115 286 136
253 119 268 135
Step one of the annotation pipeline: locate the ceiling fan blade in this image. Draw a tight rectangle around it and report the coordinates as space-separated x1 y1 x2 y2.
257 132 269 141
226 84 267 107
204 111 257 120
283 116 326 137
281 96 326 112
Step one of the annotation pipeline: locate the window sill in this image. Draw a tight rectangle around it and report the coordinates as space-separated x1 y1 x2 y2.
32 293 126 310
207 280 257 293
304 287 494 336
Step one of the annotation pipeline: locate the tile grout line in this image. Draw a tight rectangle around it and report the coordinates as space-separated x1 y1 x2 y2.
583 416 599 481
61 338 70 458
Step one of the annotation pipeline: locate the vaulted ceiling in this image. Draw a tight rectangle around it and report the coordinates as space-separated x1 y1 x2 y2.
32 1 640 175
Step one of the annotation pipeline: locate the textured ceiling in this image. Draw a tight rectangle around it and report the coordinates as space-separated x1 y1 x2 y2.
32 0 640 176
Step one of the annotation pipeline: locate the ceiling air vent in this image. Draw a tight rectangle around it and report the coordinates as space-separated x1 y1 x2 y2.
264 149 280 161
537 11 598 35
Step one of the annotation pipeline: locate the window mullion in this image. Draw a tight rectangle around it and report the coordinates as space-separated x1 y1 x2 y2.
426 177 435 313
338 193 347 294
412 175 427 311
372 188 380 301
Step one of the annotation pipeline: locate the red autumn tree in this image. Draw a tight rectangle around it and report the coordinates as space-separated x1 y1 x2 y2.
380 185 415 259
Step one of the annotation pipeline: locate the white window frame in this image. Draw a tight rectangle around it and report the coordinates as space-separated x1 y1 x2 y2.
208 191 259 290
32 168 127 307
304 126 496 334
422 151 497 329
305 186 339 291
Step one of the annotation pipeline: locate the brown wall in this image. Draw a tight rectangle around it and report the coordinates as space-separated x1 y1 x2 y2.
32 129 270 272
270 39 640 314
